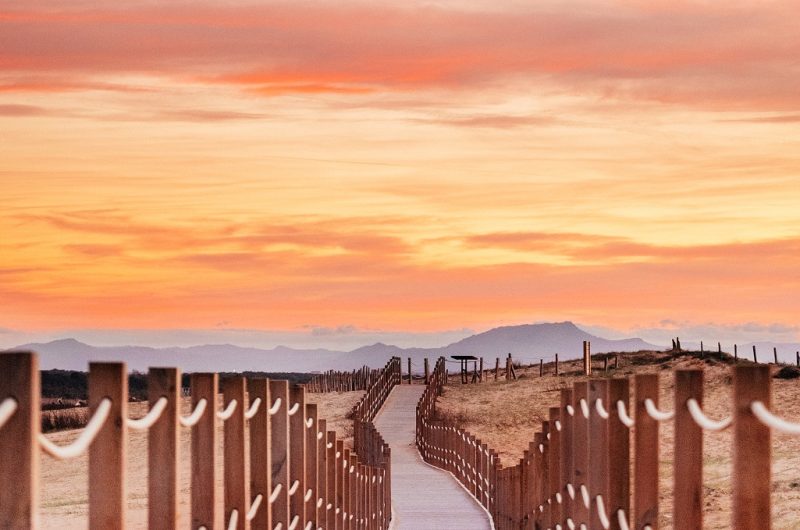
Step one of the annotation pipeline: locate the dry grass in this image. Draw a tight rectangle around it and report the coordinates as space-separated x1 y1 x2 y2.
40 390 363 529
437 351 800 529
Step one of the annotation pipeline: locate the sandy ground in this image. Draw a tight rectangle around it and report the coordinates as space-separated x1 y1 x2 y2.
437 352 800 529
40 390 362 529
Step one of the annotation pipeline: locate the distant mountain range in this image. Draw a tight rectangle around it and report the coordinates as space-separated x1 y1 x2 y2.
5 321 665 373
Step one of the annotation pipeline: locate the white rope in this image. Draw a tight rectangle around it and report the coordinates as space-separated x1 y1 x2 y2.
274 522 283 530
617 509 631 530
304 489 312 502
751 401 800 434
326 442 333 449
616 400 634 428
245 398 262 420
555 420 562 431
269 483 283 504
288 479 300 496
595 495 610 529
218 399 238 421
0 398 18 430
304 522 313 530
306 418 314 428
227 509 238 530
595 399 610 420
566 519 575 530
644 399 674 421
317 498 323 508
288 403 300 416
268 397 282 415
580 399 590 419
317 431 323 440
566 483 576 499
39 398 112 459
179 398 208 427
686 399 732 431
247 494 263 521
580 484 590 508
127 397 168 430
566 404 575 417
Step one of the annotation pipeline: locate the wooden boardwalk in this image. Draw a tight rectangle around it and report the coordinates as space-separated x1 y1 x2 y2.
374 385 493 530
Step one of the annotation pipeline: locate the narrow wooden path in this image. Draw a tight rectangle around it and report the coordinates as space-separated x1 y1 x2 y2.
374 385 493 530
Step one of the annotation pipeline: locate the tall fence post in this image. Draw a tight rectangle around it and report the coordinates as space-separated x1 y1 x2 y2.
753 345 758 364
634 374 659 530
733 365 771 530
0 352 40 529
317 419 328 527
224 377 248 530
548 407 561 526
408 358 412 384
559 389 573 528
424 358 430 384
148 367 180 530
270 380 291 530
250 378 272 530
89 362 127 530
290 385 307 530
674 370 703 529
191 373 218 528
588 379 609 530
306 403 319 530
495 358 500 380
608 378 630 530
572 382 590 526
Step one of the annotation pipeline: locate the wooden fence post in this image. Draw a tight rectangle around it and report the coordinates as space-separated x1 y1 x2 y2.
89 362 127 530
589 379 609 530
608 378 630 530
674 370 703 529
560 389 574 528
734 344 738 363
572 382 590 526
479 357 484 383
733 365 771 530
549 407 561 526
634 374 659 530
250 379 272 530
540 359 544 377
191 373 217 529
555 353 559 376
408 358 412 384
773 347 778 364
495 358 500 380
270 380 291 530
306 404 319 529
424 358 430 384
148 367 180 530
326 432 337 530
0 352 40 529
753 345 758 364
290 385 307 530
223 377 248 530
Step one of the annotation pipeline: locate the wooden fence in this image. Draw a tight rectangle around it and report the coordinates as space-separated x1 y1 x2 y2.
0 352 400 530
417 355 797 530
308 366 384 393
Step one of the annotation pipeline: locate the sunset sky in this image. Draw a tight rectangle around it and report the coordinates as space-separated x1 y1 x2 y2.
2 0 799 349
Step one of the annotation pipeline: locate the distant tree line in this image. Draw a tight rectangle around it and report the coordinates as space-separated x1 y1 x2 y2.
41 369 314 401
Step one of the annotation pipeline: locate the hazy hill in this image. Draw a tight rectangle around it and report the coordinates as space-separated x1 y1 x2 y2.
8 321 660 373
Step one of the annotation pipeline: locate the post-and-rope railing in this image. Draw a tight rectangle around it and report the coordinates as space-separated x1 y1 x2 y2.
417 355 795 530
0 352 402 530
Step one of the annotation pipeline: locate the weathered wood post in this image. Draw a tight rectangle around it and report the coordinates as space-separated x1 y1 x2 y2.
408 358 412 384
734 344 738 363
271 380 291 530
306 404 319 529
479 357 484 382
549 407 561 525
733 365 771 530
634 374 659 530
317 419 328 526
555 353 559 376
608 378 630 530
506 354 512 381
540 358 544 377
603 356 608 374
773 347 778 364
560 389 574 527
250 379 272 530
89 362 127 530
674 370 703 529
700 341 704 358
753 345 758 364
495 357 500 380
718 342 722 358
583 341 592 376
572 382 590 525
148 367 180 529
589 379 609 530
0 352 40 529
191 373 218 528
223 376 248 530
797 351 799 367
424 358 430 384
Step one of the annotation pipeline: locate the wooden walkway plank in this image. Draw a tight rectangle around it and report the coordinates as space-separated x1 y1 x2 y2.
373 385 493 530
